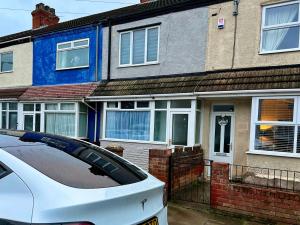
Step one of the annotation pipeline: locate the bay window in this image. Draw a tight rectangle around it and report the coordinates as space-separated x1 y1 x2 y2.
103 99 202 146
56 39 89 70
251 97 300 155
119 26 159 66
261 1 300 53
1 102 18 130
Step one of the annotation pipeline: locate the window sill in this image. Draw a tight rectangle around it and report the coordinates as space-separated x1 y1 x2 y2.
56 65 89 71
247 150 300 159
0 70 13 74
118 62 159 69
259 48 300 55
100 138 167 145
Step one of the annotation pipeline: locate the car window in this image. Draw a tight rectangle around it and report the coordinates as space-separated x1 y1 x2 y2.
0 163 11 179
2 132 147 189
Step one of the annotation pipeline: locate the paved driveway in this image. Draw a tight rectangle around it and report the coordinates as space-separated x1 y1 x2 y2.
168 203 265 225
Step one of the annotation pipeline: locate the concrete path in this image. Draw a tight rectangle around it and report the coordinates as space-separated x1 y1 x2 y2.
168 203 265 225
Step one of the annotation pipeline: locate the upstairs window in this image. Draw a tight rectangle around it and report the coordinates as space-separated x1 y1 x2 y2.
56 39 89 70
261 2 300 53
119 26 159 66
0 52 13 73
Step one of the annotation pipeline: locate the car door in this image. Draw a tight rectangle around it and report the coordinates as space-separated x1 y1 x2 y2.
0 162 33 224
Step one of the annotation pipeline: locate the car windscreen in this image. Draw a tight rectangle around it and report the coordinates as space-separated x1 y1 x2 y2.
2 132 147 189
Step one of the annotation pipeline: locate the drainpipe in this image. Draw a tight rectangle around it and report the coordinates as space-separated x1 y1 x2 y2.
95 24 100 82
107 18 112 81
231 0 240 69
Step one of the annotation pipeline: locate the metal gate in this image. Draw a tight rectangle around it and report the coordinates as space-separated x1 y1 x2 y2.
169 155 212 205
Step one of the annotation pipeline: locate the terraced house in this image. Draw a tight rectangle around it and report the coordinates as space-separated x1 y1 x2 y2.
1 0 300 172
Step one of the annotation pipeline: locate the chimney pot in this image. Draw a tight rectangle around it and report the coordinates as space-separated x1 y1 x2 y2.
32 2 59 29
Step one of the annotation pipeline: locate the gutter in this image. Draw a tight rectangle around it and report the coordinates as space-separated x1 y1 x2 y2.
0 36 31 46
86 88 300 101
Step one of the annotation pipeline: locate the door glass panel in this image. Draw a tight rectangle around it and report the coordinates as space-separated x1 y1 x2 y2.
214 116 221 153
223 116 232 154
172 114 188 146
35 114 41 132
1 113 6 129
9 112 17 129
24 115 34 131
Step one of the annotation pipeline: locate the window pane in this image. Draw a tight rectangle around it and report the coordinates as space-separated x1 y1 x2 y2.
133 30 145 64
8 112 17 129
258 99 294 122
74 39 89 47
255 125 294 153
262 26 299 52
172 114 188 146
170 100 191 108
1 113 6 129
106 111 150 141
120 33 130 65
9 103 17 110
79 113 87 137
45 113 75 137
137 101 149 108
45 104 58 110
24 115 34 131
147 27 159 62
107 102 118 109
23 104 34 112
213 105 234 112
155 101 167 109
195 111 201 144
58 42 71 50
35 104 41 111
297 127 300 153
57 47 89 69
265 4 299 26
35 114 41 132
61 103 75 110
79 103 88 113
1 52 13 72
121 101 134 109
2 103 7 110
154 111 166 142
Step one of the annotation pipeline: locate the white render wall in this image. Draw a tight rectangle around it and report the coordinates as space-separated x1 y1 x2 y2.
0 42 32 88
100 140 167 171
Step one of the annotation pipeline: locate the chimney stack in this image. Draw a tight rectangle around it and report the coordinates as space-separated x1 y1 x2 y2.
140 0 153 3
31 3 59 29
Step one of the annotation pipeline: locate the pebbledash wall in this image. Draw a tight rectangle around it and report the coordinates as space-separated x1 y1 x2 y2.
0 42 32 88
33 25 102 86
101 7 208 80
206 0 300 71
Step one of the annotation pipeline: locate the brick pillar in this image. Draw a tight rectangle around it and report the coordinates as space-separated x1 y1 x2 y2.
211 162 230 207
149 149 172 191
105 145 124 157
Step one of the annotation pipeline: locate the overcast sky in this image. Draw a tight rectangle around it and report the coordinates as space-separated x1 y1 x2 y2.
0 0 139 37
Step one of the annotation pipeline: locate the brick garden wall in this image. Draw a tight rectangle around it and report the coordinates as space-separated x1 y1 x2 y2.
211 162 300 224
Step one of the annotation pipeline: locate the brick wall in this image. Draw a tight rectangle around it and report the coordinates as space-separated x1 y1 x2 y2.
211 162 300 224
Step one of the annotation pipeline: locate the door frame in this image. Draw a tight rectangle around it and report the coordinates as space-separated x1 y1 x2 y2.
169 111 193 147
209 105 235 164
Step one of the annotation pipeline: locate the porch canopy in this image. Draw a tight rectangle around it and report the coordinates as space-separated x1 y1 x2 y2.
19 83 98 101
89 65 300 99
0 87 28 101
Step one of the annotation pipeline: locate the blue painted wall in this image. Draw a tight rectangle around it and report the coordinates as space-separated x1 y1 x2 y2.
33 25 102 86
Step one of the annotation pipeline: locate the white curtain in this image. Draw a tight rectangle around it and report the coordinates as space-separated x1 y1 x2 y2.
46 113 75 137
106 111 150 141
263 4 298 51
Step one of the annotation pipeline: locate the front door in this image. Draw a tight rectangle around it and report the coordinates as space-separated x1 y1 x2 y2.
210 112 235 164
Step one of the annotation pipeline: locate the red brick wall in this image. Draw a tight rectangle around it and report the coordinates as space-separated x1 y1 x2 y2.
211 162 300 224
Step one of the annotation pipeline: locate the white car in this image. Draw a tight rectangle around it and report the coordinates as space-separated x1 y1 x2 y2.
0 130 168 225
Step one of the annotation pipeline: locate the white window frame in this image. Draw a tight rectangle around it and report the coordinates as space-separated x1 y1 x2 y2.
260 1 300 54
119 26 160 67
0 51 13 73
0 102 18 130
56 38 90 70
21 103 42 132
249 96 300 157
102 99 201 147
